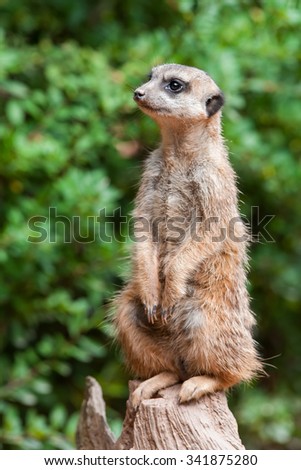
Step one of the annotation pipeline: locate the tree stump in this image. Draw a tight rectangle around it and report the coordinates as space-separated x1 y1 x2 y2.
76 376 245 450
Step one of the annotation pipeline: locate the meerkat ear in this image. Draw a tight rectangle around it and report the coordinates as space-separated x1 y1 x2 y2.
205 92 224 117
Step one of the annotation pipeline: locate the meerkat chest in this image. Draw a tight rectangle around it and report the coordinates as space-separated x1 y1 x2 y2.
149 167 199 248
155 167 196 217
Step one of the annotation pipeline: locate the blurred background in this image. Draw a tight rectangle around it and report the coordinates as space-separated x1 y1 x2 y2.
0 0 300 450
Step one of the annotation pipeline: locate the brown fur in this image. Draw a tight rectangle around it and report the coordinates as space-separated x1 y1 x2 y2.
114 64 262 406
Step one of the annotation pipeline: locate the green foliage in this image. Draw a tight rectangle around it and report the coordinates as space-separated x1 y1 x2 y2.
0 0 300 449
0 31 134 450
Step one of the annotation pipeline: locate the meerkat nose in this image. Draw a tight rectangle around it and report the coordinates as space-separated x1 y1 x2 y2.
134 89 145 101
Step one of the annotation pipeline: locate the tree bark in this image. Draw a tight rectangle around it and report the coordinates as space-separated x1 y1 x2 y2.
76 376 245 450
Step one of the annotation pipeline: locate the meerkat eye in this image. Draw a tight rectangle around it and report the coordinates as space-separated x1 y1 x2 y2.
166 80 185 93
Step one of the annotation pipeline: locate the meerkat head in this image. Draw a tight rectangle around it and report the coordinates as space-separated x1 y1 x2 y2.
133 64 224 124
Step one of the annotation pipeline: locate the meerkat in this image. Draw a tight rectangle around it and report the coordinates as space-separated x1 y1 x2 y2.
114 64 262 407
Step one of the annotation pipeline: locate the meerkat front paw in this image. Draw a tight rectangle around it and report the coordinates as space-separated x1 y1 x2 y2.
140 287 160 324
160 296 180 324
159 303 175 324
143 303 158 324
160 281 186 323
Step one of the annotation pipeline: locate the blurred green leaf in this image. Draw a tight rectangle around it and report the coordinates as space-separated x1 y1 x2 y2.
6 100 24 126
49 405 67 430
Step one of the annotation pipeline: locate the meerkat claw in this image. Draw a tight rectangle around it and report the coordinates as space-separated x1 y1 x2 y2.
143 303 148 317
143 304 151 323
149 305 158 324
151 305 158 322
160 305 175 324
144 304 158 323
161 309 168 324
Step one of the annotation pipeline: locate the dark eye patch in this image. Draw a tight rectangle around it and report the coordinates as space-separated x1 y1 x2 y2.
164 78 187 94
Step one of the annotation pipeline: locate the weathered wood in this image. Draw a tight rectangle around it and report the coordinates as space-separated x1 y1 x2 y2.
76 376 115 450
76 377 244 450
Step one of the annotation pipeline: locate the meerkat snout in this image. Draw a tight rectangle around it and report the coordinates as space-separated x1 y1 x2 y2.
133 89 145 101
